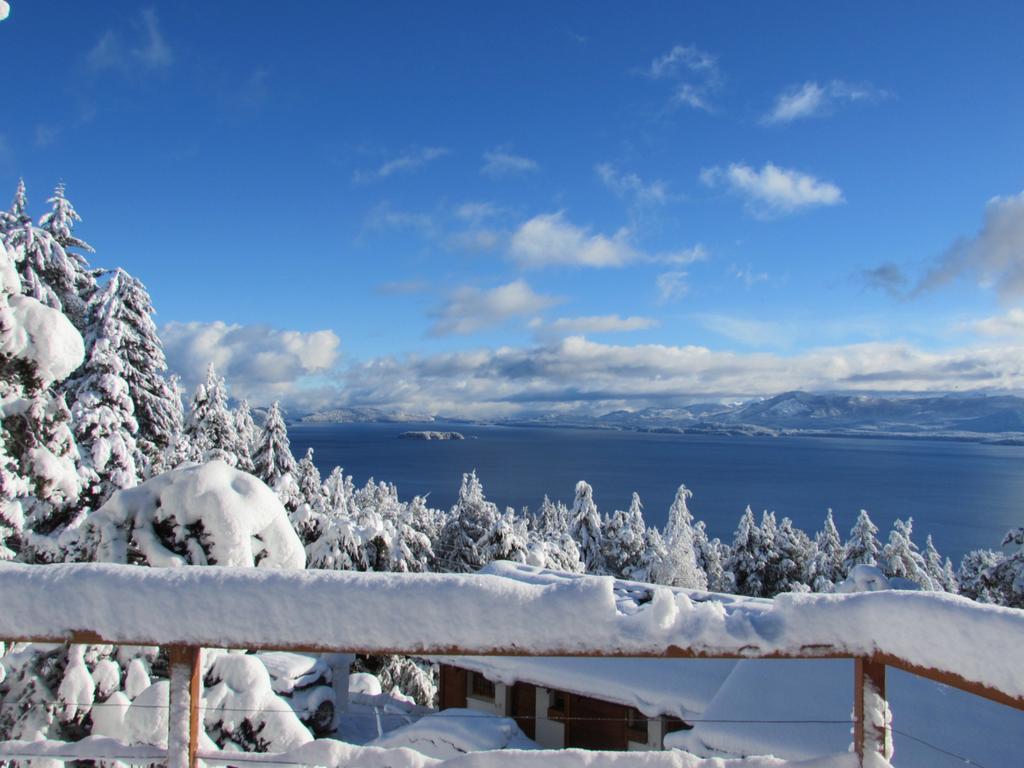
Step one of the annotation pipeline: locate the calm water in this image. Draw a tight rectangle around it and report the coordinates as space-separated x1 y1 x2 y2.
289 423 1024 564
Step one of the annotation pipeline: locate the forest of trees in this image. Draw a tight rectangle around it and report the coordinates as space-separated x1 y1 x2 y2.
1 180 1023 750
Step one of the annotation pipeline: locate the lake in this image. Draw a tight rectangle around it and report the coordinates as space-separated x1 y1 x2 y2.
289 422 1024 565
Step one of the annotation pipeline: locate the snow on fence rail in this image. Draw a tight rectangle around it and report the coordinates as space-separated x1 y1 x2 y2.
1 561 1023 768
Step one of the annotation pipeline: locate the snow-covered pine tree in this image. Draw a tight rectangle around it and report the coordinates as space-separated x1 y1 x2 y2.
251 401 299 508
655 484 707 590
36 183 96 331
436 471 500 573
924 535 958 593
958 548 1007 604
233 399 258 472
9 179 29 223
322 466 353 517
768 516 813 595
77 270 181 474
844 509 881 572
1 182 96 335
881 517 934 589
985 528 1024 608
289 448 326 543
601 493 648 579
693 520 732 593
726 506 767 597
184 364 242 465
0 240 85 556
808 509 846 592
638 525 668 583
479 507 529 564
569 480 605 573
68 272 151 510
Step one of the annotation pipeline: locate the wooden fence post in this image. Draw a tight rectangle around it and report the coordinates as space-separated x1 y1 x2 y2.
167 646 202 768
854 656 890 766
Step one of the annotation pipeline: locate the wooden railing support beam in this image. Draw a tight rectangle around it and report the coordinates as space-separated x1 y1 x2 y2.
166 645 202 768
854 656 890 766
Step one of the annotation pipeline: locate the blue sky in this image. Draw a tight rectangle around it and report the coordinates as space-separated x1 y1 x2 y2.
2 2 1024 415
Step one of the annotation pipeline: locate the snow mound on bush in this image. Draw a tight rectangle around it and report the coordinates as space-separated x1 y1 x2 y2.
88 459 304 568
0 294 84 386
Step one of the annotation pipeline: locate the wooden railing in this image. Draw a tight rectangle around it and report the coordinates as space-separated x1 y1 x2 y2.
2 562 1023 768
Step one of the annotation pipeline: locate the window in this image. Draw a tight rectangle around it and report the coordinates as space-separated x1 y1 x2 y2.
626 708 648 743
547 690 568 720
469 672 495 699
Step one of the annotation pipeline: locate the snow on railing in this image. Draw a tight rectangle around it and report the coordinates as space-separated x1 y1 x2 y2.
1 561 1022 768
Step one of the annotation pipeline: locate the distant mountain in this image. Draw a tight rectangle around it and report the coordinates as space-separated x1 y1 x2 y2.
294 392 1024 443
296 407 435 424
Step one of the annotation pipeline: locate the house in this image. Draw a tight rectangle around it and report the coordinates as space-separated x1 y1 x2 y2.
435 562 738 751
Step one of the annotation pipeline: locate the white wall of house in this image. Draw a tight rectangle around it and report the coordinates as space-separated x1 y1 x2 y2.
532 686 565 749
464 675 509 718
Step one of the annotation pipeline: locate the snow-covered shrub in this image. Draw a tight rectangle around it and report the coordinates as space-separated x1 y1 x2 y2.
76 459 305 568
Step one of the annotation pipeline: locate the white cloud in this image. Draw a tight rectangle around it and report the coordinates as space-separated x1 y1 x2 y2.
963 309 1024 337
87 8 173 73
730 264 769 288
916 191 1024 300
363 202 435 234
697 313 784 347
646 43 721 112
337 336 1024 417
538 315 659 335
354 147 449 183
648 44 717 79
455 202 501 221
509 212 706 269
481 148 539 177
701 162 844 216
595 163 669 205
763 80 890 125
657 271 689 303
162 321 340 403
429 280 561 336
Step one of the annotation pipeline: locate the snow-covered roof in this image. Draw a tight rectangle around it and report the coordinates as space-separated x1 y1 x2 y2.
667 659 1024 768
447 564 737 718
2 560 1023 707
442 656 733 720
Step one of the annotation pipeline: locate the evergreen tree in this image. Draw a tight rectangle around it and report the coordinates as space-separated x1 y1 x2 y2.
290 448 325 543
601 494 647 579
881 518 933 589
808 510 846 592
9 178 29 222
323 466 353 517
844 509 881 571
638 525 668 583
985 528 1024 608
250 400 292 479
727 507 767 597
77 270 181 473
436 471 500 573
0 239 84 558
655 484 707 589
569 480 605 573
184 364 239 463
924 535 958 593
693 520 731 592
35 182 96 331
233 399 258 472
958 548 1007 604
479 507 529 565
768 517 813 595
68 272 152 510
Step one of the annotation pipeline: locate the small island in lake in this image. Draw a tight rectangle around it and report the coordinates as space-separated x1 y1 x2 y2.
399 430 465 441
